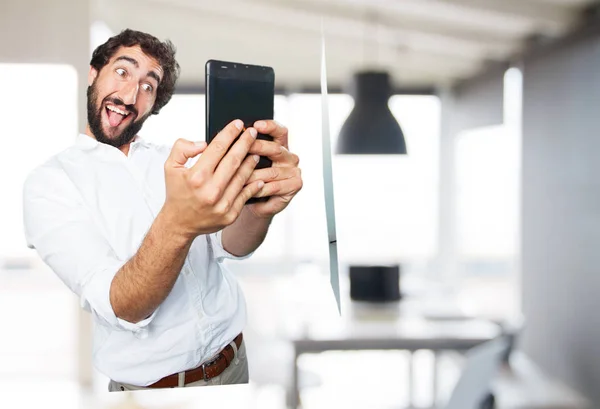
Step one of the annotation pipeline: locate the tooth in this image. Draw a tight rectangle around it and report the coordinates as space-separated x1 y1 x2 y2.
107 106 127 115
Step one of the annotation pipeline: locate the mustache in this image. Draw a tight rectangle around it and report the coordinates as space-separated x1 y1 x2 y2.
103 97 138 117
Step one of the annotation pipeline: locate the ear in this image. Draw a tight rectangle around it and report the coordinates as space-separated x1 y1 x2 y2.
88 66 98 86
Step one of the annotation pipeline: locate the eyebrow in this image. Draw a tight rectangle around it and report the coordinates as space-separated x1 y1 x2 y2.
114 55 162 85
146 70 161 84
115 55 139 67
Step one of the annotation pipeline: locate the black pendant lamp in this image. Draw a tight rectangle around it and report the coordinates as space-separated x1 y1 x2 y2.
336 70 407 154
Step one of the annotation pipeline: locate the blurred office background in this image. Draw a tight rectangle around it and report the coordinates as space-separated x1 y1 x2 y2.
1 0 600 408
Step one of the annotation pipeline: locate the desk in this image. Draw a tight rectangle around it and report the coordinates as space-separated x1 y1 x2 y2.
287 302 501 408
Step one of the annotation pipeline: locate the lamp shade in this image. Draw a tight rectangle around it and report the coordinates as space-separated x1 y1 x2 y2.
336 71 407 154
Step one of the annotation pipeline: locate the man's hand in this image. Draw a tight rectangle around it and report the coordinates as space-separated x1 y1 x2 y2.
162 119 265 238
244 120 303 219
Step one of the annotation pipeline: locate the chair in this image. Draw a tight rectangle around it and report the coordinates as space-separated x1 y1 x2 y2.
442 336 509 409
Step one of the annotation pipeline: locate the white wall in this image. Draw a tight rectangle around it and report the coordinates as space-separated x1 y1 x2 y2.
521 29 600 405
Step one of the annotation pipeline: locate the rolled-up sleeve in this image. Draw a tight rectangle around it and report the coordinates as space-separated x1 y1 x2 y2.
208 229 255 261
23 166 156 336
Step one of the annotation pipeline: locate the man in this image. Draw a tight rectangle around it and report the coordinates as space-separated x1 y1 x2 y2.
22 29 302 391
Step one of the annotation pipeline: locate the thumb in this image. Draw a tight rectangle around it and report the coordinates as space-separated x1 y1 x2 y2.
167 139 207 167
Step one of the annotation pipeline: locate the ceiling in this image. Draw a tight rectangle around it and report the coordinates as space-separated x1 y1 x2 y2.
93 0 598 92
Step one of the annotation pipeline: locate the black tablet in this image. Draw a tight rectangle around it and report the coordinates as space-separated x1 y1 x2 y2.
205 59 275 203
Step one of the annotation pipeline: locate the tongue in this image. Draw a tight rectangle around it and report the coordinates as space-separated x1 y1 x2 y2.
107 109 124 127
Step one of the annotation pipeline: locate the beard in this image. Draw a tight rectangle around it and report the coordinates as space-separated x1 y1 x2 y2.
86 80 151 149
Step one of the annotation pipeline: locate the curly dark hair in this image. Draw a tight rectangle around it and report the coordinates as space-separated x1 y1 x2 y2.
89 29 180 115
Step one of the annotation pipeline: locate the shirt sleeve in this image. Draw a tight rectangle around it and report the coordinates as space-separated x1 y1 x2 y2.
23 165 157 337
208 229 255 262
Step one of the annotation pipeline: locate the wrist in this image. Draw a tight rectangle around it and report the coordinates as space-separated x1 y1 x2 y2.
156 205 197 245
245 205 274 223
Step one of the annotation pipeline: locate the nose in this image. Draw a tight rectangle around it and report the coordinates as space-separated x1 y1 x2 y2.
117 80 138 106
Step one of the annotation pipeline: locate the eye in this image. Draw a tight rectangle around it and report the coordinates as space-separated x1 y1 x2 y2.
115 68 126 77
142 83 153 92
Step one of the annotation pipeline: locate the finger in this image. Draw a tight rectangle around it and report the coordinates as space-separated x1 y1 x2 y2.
212 127 259 187
248 139 299 166
166 139 207 167
246 166 300 185
247 138 285 160
220 153 260 207
254 176 303 198
231 180 265 215
254 120 288 147
194 119 244 172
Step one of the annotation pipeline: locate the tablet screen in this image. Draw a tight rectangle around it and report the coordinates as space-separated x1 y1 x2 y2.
205 60 274 141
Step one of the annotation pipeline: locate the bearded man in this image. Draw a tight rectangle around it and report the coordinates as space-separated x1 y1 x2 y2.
22 29 302 391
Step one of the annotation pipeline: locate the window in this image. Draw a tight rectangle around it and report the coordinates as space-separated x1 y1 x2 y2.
453 68 522 318
455 124 520 259
283 94 441 266
0 64 78 264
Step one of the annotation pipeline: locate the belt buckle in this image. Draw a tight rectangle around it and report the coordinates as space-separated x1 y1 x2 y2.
200 355 219 382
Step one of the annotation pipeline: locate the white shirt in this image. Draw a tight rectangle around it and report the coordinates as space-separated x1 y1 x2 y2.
22 133 251 386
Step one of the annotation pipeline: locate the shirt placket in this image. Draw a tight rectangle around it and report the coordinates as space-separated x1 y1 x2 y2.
123 145 161 218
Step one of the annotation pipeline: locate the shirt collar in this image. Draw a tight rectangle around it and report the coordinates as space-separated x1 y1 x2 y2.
75 133 150 151
75 133 99 150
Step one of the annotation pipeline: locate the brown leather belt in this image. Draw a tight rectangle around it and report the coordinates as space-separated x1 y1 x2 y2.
147 333 243 388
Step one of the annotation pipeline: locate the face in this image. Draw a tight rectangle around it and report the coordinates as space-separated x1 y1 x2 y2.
86 45 164 148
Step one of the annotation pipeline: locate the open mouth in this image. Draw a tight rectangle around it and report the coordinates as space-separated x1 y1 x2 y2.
104 104 133 128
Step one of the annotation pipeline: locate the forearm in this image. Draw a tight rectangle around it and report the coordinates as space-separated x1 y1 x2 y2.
109 207 194 323
221 206 272 257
